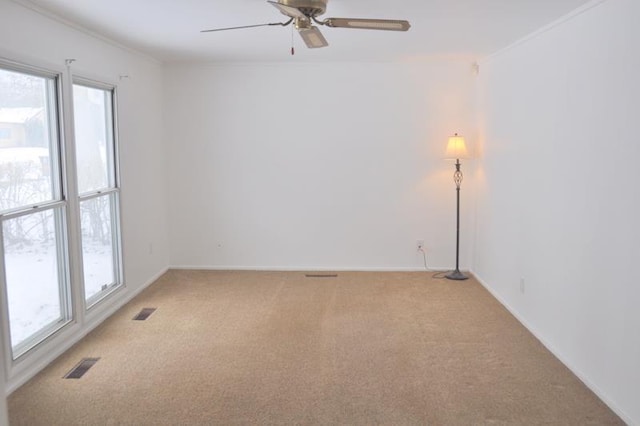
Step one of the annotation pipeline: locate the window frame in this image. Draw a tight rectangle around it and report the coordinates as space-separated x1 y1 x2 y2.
0 60 73 360
72 78 124 309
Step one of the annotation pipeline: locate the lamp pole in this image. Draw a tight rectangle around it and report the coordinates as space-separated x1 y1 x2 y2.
446 158 468 281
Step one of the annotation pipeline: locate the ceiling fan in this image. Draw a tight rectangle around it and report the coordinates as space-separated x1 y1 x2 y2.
201 0 411 50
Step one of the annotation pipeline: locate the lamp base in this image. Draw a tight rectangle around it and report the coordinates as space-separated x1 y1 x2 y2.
445 269 469 281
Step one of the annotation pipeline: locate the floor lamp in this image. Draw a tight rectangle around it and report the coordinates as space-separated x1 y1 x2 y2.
445 133 469 281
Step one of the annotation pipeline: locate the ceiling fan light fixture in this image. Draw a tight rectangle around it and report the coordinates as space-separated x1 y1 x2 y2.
295 17 311 30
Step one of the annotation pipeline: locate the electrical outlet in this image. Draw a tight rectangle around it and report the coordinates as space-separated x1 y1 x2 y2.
416 240 425 251
519 278 525 294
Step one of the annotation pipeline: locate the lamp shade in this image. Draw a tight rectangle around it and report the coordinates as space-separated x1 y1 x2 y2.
445 133 469 159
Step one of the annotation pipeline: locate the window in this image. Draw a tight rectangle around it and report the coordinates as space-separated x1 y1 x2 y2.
0 62 124 361
0 66 71 358
73 82 122 305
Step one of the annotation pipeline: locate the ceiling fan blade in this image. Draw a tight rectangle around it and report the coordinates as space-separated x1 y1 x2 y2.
201 20 292 32
267 1 307 19
298 26 328 48
324 18 411 31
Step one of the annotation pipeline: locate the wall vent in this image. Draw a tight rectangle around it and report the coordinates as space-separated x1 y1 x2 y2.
305 274 338 278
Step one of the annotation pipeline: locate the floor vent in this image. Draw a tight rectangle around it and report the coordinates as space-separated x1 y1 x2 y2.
64 358 100 379
305 274 338 278
133 308 156 321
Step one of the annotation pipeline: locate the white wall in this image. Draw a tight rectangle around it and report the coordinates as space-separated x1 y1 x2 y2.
164 61 477 271
0 0 170 396
474 0 640 423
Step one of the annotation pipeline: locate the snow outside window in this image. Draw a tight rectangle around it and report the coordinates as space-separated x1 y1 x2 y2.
0 66 71 358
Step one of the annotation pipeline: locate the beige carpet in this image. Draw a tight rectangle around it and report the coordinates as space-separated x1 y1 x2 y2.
9 270 623 425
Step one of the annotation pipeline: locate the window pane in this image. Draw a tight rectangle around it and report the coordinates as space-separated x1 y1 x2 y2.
3 209 68 353
74 82 121 305
73 85 113 194
80 195 116 301
0 69 59 212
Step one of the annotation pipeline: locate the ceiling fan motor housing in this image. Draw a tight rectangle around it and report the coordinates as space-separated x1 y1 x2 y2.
280 0 327 17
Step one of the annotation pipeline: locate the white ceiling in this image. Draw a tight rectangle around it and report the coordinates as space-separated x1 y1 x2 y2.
18 0 593 63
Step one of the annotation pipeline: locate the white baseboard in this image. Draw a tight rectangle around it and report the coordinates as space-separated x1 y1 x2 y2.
170 265 454 273
470 270 634 426
5 267 169 396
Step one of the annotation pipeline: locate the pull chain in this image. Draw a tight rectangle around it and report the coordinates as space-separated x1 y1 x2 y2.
291 25 295 55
